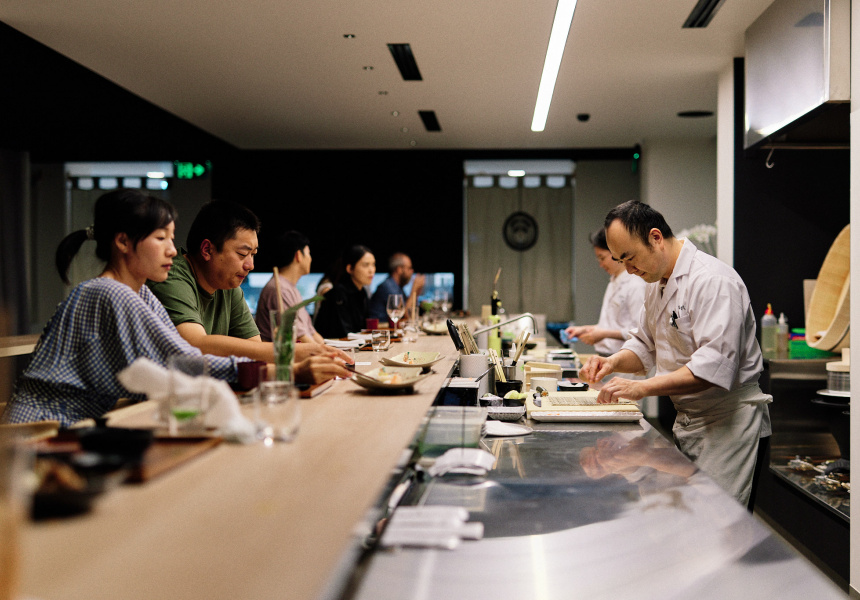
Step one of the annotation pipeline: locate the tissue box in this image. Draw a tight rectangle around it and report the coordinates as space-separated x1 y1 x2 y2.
418 407 487 458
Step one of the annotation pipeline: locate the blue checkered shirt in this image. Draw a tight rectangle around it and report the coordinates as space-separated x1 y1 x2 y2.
2 278 239 427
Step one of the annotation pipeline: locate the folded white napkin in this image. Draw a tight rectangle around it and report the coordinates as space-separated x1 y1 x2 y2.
117 358 257 444
347 332 373 342
323 339 364 349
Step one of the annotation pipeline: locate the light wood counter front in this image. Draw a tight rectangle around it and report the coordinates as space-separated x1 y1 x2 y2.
20 334 458 600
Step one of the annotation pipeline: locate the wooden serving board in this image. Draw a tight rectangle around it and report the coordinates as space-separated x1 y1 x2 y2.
129 436 223 483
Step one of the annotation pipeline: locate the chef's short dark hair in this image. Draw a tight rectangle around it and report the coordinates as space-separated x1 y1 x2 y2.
604 200 674 246
589 228 609 251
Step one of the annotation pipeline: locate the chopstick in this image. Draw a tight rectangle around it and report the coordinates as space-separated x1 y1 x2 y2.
488 349 506 382
273 267 285 316
512 331 529 364
458 323 479 355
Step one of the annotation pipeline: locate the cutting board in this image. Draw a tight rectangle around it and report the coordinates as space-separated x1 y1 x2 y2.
128 436 223 482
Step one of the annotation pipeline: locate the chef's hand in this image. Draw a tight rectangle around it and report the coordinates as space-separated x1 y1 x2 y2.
596 376 645 404
579 355 613 384
564 324 593 339
578 327 608 345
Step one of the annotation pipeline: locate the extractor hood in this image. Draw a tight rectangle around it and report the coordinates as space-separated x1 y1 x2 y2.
744 0 850 150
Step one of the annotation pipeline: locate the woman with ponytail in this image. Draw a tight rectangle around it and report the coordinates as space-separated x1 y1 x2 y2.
2 189 242 426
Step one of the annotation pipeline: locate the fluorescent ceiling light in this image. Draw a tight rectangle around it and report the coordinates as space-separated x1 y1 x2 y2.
507 169 526 177
531 0 578 132
146 171 165 179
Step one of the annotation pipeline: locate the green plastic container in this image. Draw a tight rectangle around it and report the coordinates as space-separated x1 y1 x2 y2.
788 328 839 359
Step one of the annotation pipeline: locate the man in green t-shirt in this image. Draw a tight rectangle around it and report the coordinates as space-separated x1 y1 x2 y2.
149 200 350 383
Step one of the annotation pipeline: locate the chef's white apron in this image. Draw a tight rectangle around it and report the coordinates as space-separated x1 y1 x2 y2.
672 383 771 505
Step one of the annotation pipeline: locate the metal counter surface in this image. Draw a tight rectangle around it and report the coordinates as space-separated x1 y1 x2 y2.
350 420 847 599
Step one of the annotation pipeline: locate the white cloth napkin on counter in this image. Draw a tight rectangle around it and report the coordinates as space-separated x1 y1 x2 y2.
323 338 364 349
117 358 257 444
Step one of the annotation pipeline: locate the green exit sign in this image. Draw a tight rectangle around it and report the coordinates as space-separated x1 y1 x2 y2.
174 161 211 179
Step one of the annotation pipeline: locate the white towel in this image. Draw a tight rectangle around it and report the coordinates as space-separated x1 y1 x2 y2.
117 358 257 444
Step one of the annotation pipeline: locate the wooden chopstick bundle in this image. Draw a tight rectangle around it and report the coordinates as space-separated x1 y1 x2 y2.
488 349 506 382
458 323 479 355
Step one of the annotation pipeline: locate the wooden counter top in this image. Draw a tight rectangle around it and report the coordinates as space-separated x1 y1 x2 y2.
19 334 458 600
0 334 39 358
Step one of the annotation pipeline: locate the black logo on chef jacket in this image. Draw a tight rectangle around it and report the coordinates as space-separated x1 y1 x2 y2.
503 211 538 251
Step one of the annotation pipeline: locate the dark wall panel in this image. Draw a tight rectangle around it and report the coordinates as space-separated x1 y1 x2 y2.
733 58 849 331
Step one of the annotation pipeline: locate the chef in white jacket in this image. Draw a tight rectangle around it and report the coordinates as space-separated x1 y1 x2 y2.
579 200 771 507
564 228 645 356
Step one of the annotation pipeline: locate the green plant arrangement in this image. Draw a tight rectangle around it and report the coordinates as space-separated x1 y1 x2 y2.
273 295 323 381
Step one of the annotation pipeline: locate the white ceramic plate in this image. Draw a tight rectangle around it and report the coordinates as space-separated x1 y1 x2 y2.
484 421 533 437
421 321 447 335
349 366 429 391
816 389 850 398
381 351 443 368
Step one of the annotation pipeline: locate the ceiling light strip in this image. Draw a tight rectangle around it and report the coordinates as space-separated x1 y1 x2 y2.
531 0 578 132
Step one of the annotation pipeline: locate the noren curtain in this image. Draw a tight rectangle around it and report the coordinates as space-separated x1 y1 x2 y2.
465 178 573 321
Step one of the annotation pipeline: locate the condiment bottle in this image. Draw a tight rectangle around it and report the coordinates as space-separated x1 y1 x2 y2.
760 303 778 360
777 313 789 359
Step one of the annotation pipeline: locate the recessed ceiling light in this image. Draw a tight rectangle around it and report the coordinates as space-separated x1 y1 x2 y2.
401 127 409 133
343 34 355 39
409 140 417 147
391 110 399 117
677 110 714 118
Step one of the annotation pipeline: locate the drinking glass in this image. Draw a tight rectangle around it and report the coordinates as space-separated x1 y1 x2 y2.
166 354 210 435
371 329 390 352
434 289 450 314
386 294 405 331
402 320 420 343
257 380 301 444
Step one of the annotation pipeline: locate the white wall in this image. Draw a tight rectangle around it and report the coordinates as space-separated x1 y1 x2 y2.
640 138 718 235
716 63 736 267
571 160 640 330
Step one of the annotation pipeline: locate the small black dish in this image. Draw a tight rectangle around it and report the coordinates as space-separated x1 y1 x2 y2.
32 486 102 520
76 426 154 459
495 380 523 398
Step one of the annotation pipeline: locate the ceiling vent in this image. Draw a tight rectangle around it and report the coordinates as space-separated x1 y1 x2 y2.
387 44 423 81
682 0 727 28
419 111 441 132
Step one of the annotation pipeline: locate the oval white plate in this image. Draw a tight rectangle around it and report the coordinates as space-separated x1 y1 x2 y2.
484 421 533 437
381 351 443 368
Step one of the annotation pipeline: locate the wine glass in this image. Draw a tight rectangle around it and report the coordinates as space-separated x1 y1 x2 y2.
434 289 450 314
386 294 405 331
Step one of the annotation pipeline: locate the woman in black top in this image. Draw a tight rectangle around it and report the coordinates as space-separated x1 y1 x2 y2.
314 245 376 339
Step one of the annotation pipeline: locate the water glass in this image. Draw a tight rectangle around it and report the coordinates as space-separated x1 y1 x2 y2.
166 354 210 435
257 380 301 444
371 329 390 352
434 289 450 313
402 320 420 343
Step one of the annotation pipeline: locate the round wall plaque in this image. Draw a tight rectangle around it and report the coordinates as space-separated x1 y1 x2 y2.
503 211 538 251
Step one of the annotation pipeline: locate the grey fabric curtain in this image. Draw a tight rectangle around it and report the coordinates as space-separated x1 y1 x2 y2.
466 178 573 321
